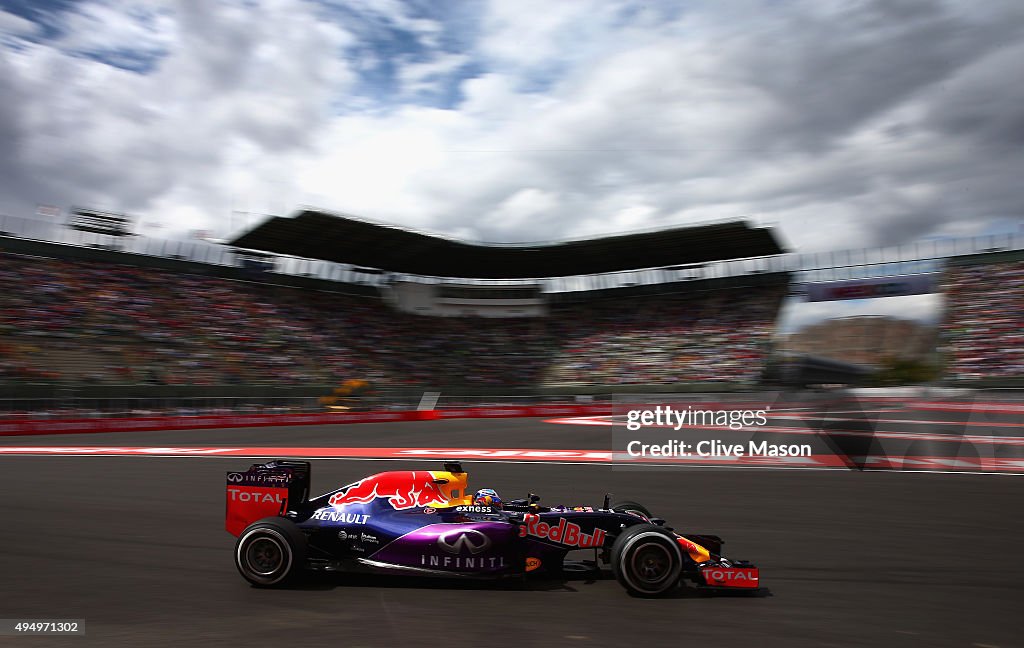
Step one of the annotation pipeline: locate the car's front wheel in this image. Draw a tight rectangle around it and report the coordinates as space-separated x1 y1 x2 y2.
234 517 307 587
610 524 683 597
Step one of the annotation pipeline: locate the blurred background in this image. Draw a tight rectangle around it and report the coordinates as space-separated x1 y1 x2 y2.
0 207 1020 418
0 0 1022 417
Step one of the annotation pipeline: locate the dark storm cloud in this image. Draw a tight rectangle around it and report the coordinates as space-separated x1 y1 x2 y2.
923 42 1024 149
726 1 1016 147
635 0 1024 248
0 54 28 184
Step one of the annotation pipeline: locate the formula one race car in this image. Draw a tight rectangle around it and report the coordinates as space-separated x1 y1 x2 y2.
225 460 760 596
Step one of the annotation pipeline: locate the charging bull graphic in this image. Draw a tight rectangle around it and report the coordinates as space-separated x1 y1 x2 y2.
329 471 451 510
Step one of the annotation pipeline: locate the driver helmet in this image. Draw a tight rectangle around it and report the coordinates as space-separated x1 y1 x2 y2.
472 488 503 509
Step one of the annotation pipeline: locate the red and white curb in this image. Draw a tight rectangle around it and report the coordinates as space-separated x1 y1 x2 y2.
0 445 1022 474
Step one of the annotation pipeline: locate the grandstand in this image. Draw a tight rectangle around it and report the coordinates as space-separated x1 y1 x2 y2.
0 226 788 393
941 250 1024 383
0 211 788 402
1 206 1022 415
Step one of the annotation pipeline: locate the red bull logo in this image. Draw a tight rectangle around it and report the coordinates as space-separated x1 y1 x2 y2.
518 514 606 548
328 471 449 510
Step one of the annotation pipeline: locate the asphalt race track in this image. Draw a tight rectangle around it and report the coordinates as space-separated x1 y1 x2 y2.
2 415 1023 647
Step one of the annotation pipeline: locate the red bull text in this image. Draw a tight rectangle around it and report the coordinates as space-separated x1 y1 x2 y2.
518 514 607 548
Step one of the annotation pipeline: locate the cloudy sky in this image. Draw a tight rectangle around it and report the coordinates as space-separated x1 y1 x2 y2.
1 0 1022 253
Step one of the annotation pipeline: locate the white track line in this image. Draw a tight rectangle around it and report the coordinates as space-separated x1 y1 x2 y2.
0 452 1021 476
1 449 1021 476
545 416 1024 445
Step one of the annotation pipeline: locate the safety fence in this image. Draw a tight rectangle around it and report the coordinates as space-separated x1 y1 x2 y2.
0 394 607 421
0 404 614 436
2 387 1019 423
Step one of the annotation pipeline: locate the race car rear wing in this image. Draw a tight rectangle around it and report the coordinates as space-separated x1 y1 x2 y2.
225 460 311 536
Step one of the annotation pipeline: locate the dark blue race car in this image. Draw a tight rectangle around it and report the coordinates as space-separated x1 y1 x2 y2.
226 460 760 596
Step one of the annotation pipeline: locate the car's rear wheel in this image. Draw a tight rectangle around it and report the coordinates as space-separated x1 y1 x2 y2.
234 517 307 587
612 500 653 522
611 524 683 597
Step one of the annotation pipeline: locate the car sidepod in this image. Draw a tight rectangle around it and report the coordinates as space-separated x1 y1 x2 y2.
362 521 522 576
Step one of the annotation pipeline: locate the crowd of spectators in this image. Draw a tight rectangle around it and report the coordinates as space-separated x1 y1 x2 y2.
544 290 782 384
0 251 784 388
941 259 1024 379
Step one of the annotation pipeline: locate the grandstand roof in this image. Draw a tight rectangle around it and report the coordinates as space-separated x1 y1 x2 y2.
229 210 785 279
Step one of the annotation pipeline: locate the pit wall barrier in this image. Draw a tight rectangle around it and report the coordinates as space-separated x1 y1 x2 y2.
0 405 615 437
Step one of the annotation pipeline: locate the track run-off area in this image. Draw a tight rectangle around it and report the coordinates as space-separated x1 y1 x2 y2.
1 405 1022 647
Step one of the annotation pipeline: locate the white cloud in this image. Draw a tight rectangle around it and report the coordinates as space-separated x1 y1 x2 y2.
1 0 355 237
483 188 561 237
396 52 468 97
479 0 611 73
50 1 175 59
323 0 444 49
0 0 1021 252
0 10 41 38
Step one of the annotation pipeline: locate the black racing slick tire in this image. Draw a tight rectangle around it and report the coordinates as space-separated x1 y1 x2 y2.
611 524 683 597
612 500 654 522
234 517 307 587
